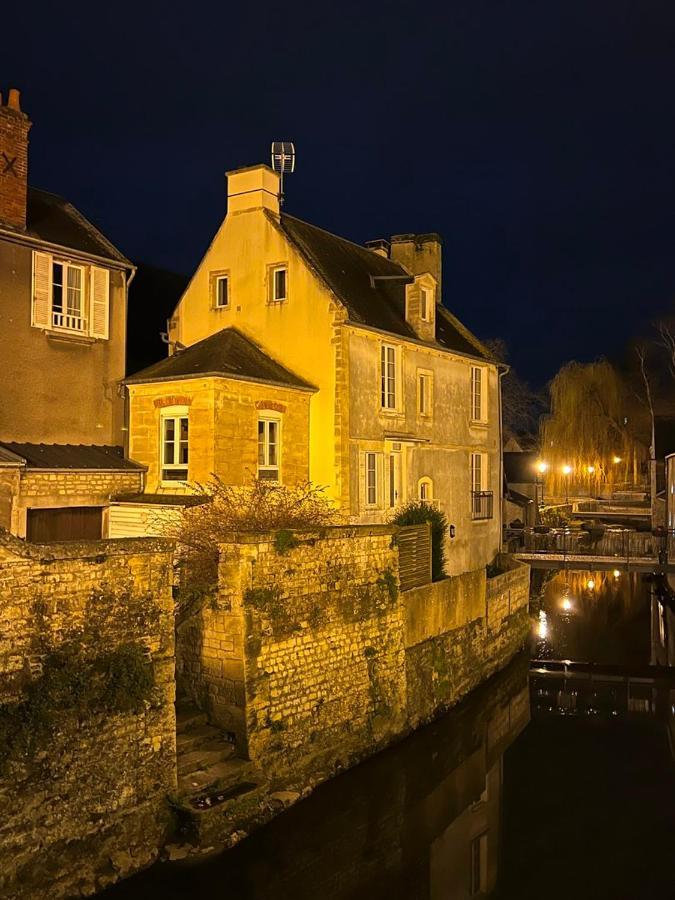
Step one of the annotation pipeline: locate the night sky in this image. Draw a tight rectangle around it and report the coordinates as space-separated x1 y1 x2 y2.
5 1 675 384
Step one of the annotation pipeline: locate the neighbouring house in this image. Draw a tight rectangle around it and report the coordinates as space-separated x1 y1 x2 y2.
120 164 502 574
0 89 143 539
503 450 540 528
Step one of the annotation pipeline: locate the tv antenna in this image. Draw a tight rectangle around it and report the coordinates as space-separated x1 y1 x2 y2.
271 141 295 205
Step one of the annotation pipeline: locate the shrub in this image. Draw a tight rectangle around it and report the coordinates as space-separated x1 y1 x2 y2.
391 501 447 581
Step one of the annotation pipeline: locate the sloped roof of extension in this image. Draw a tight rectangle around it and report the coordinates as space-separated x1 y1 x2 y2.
15 187 132 266
0 443 143 470
125 326 316 391
276 213 494 362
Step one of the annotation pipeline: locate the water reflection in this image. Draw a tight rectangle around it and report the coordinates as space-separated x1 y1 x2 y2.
105 659 530 900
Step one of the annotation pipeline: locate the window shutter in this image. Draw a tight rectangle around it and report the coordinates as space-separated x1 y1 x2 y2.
31 251 51 328
90 267 110 339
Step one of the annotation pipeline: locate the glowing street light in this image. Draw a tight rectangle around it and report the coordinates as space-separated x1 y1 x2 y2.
613 569 621 578
562 464 572 475
587 465 595 474
587 579 595 590
537 460 548 474
613 456 622 464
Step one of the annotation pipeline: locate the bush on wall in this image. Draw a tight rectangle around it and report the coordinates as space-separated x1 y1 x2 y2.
391 501 448 581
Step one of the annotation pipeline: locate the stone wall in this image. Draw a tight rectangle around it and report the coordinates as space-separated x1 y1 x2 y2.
404 554 530 725
0 532 176 899
178 528 530 778
178 526 407 772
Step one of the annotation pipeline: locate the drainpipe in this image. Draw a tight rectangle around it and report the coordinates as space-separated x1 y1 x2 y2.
498 366 508 553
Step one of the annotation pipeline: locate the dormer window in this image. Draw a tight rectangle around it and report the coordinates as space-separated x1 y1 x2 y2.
420 286 432 322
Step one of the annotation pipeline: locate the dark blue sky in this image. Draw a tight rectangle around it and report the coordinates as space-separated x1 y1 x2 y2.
5 1 675 383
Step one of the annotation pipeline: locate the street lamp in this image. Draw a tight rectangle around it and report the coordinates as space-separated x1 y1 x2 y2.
535 461 548 508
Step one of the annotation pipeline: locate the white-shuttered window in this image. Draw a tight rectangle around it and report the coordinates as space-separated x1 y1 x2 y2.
31 251 110 339
471 452 488 493
471 366 487 423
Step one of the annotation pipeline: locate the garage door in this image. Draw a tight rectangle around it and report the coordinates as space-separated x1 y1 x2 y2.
27 507 103 542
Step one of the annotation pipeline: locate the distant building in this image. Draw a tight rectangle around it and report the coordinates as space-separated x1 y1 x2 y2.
0 89 142 539
119 164 503 574
503 450 539 527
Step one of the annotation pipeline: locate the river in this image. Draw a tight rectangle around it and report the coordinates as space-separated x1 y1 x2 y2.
106 568 675 899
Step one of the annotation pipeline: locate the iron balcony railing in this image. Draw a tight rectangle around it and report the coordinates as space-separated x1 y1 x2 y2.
471 490 494 520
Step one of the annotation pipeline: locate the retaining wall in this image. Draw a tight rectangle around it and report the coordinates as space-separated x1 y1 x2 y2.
0 532 176 899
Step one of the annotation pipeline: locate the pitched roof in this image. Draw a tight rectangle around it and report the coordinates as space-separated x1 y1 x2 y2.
18 188 131 266
0 443 144 470
125 327 316 391
277 213 493 362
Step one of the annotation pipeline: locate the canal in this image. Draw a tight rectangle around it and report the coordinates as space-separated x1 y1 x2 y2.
106 569 675 899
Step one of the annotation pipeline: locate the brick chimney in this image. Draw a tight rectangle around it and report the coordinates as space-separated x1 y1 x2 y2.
226 164 280 216
0 88 30 231
390 233 442 298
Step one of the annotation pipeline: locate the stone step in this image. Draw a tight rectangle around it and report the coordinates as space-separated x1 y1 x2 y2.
177 757 252 795
176 724 228 755
175 702 208 733
177 742 236 777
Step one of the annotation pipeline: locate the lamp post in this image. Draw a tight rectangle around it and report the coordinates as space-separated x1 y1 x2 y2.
536 461 548 509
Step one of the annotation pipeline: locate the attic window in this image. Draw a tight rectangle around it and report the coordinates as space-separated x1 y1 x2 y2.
215 275 229 308
270 265 287 303
420 286 432 322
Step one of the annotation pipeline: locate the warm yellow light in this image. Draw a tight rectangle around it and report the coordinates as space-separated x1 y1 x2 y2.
587 579 595 590
562 598 572 611
562 464 572 475
613 569 620 578
613 456 622 464
537 609 548 639
536 461 548 474
587 465 595 474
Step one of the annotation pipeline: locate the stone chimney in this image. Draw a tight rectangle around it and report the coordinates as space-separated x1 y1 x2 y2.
390 233 442 298
365 239 390 258
0 88 31 231
226 164 280 216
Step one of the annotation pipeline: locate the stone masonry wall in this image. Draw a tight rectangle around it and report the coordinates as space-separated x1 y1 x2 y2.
0 532 176 899
404 554 530 725
178 526 407 772
178 530 530 781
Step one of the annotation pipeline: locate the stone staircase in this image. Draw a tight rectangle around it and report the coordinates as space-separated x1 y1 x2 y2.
176 699 246 795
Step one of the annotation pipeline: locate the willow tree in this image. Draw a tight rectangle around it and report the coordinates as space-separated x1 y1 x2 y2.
540 360 647 498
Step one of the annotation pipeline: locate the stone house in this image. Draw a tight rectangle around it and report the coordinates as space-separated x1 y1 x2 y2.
121 164 502 574
0 89 143 539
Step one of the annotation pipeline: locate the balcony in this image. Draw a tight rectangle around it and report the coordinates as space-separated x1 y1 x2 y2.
52 311 86 332
471 490 494 520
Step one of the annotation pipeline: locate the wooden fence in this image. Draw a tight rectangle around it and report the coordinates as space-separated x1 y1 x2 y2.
397 523 432 591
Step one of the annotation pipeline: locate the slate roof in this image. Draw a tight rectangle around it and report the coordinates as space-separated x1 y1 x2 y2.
0 443 144 470
14 188 131 266
504 451 539 484
277 213 493 362
125 327 316 390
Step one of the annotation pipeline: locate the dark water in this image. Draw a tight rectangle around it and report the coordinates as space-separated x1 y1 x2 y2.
107 570 675 900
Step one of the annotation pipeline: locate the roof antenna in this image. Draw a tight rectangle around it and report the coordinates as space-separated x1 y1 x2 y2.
271 141 295 206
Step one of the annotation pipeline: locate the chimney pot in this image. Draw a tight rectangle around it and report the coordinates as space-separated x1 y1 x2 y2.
365 239 390 258
7 89 21 112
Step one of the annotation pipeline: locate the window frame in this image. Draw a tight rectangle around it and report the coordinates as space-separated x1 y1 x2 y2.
269 264 288 303
215 274 229 309
419 285 432 322
469 832 488 896
471 365 488 424
52 259 87 333
160 407 189 484
418 477 433 502
380 343 400 412
471 451 488 493
258 415 281 481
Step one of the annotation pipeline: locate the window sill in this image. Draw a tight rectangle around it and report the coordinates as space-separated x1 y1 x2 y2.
469 419 489 428
45 330 96 346
379 408 404 418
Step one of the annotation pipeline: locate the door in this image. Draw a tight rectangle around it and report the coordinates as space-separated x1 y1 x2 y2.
27 506 103 542
387 453 401 509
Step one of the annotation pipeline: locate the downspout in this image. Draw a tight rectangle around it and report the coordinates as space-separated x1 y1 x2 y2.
498 366 508 552
122 265 137 461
